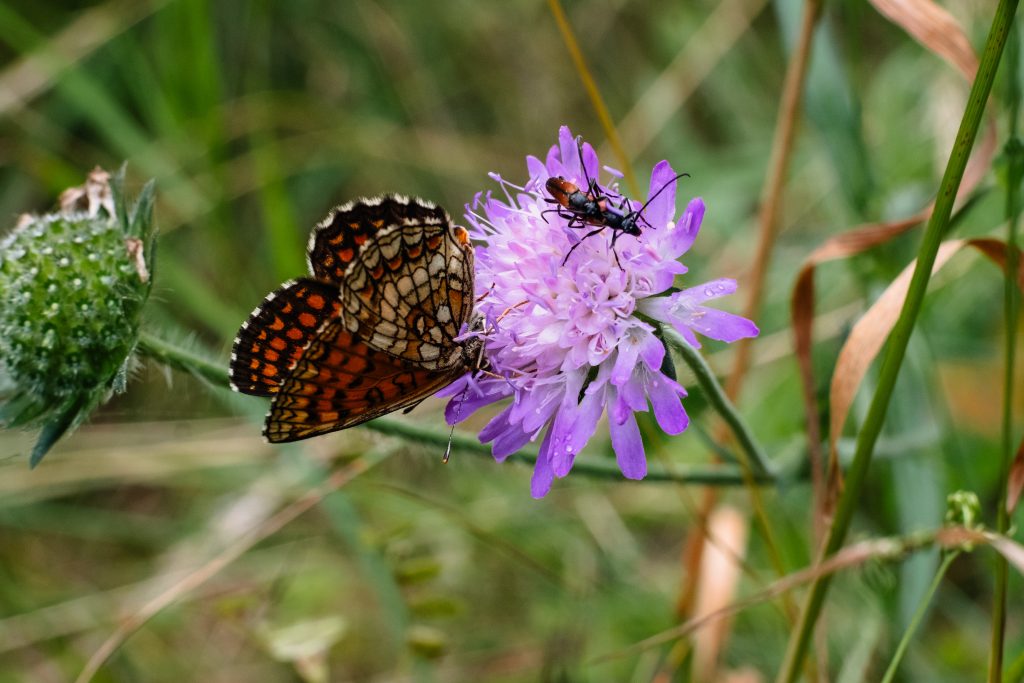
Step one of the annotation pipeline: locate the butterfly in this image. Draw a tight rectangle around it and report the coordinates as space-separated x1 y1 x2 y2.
229 195 482 443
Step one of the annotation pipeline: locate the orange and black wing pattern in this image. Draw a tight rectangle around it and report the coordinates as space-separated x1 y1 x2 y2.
231 195 479 443
263 318 465 442
229 278 341 396
306 195 452 283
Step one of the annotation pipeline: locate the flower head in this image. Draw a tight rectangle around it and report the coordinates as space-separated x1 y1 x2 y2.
0 167 156 465
442 127 758 497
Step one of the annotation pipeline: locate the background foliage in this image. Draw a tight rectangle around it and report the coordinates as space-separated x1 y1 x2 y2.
0 0 1021 681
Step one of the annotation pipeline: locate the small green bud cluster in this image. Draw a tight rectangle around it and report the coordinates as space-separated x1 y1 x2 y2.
945 490 982 530
0 167 156 465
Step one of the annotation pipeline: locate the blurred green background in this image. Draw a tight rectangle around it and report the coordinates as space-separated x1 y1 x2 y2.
0 0 1021 681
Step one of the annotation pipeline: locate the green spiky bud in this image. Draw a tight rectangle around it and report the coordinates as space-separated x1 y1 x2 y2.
0 167 157 465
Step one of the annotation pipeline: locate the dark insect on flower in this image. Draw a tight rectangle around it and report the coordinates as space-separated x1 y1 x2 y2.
229 195 483 443
543 136 688 265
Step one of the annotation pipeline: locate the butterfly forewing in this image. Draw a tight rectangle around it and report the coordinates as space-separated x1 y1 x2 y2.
229 278 342 396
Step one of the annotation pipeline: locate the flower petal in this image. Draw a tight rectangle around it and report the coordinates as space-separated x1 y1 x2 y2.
580 141 600 186
675 278 738 305
443 377 512 424
549 383 605 476
480 404 515 442
531 427 557 498
643 160 678 231
667 197 704 256
647 372 689 435
617 373 648 413
558 126 581 182
526 155 548 183
688 307 760 342
610 338 641 386
638 331 665 371
609 412 646 480
545 143 566 180
492 424 533 460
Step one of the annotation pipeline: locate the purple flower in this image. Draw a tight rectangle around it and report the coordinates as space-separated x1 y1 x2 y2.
442 126 758 497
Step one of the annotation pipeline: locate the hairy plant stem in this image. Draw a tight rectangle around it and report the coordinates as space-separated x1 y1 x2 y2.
136 330 781 487
662 327 773 476
776 2 1020 680
991 20 1022 683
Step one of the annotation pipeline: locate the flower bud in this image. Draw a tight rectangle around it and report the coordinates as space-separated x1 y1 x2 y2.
0 167 156 465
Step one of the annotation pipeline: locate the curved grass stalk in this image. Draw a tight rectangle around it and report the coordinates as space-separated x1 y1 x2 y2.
991 20 1022 681
775 2 1020 680
546 0 640 197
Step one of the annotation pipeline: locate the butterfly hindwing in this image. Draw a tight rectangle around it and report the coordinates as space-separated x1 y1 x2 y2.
263 318 464 442
229 278 341 396
339 222 475 370
340 217 475 370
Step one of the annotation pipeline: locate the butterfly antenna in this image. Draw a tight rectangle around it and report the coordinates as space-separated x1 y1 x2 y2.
443 400 461 464
444 380 472 464
442 424 456 463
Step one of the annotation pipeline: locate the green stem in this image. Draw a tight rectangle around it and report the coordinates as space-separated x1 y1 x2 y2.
992 20 1022 682
137 331 226 386
662 326 774 476
776 2 1020 680
1005 648 1024 683
136 329 779 487
880 551 961 683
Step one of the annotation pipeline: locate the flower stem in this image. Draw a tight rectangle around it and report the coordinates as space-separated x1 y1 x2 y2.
991 20 1022 682
136 329 779 487
137 330 227 386
880 551 961 683
662 326 774 476
775 2 1020 681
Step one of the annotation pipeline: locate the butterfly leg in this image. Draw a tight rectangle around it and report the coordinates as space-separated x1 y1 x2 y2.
476 282 495 304
496 300 528 323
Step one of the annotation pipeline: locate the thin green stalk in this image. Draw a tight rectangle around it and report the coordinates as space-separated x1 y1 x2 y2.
546 0 640 197
992 21 1022 682
662 326 773 476
136 329 779 487
136 330 226 385
776 2 1020 681
1005 648 1024 683
880 551 961 683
